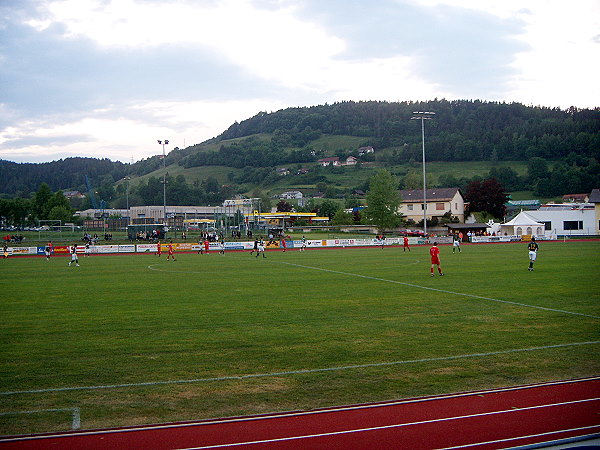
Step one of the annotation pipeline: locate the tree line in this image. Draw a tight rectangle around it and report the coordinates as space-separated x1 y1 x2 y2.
0 183 74 228
216 100 599 162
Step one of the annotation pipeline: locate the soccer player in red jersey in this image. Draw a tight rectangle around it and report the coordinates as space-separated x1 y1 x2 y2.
157 240 162 257
167 240 176 261
403 236 410 252
429 242 443 277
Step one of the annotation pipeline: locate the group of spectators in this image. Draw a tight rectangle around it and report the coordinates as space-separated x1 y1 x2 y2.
82 233 113 243
3 234 24 243
135 229 163 241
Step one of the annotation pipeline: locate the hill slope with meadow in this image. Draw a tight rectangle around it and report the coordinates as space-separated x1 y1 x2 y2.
1 99 598 207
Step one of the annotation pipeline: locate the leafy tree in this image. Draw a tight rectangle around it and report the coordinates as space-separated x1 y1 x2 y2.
465 177 508 219
402 170 422 190
488 166 522 191
365 170 402 231
527 157 550 183
202 176 220 194
47 191 72 214
331 209 354 225
276 200 293 212
317 199 340 219
344 197 362 208
32 183 53 220
0 197 31 226
47 205 74 223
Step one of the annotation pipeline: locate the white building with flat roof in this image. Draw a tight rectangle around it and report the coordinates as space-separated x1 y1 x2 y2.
525 204 596 236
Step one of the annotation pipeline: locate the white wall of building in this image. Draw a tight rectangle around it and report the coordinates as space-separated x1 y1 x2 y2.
526 208 596 236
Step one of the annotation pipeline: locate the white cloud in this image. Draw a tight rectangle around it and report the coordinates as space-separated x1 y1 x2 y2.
412 0 600 107
0 98 289 163
5 0 598 164
26 0 444 100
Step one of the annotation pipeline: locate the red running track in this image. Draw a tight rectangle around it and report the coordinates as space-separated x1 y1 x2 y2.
1 377 598 449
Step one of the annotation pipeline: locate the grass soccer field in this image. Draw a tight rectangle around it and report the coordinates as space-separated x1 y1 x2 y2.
1 241 599 435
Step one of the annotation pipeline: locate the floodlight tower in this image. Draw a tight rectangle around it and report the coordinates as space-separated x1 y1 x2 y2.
157 140 169 224
410 111 435 237
123 176 131 225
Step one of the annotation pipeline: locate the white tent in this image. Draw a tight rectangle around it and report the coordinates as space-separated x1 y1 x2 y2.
501 211 545 236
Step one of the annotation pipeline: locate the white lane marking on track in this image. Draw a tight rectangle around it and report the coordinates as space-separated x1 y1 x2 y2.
1 378 598 443
175 398 600 449
438 426 600 449
274 260 600 319
2 341 598 396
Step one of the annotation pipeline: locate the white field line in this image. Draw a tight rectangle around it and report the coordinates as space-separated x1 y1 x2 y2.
1 341 598 396
175 398 600 449
0 408 80 429
274 260 600 319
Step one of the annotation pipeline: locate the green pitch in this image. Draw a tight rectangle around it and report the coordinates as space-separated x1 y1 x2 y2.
1 241 599 435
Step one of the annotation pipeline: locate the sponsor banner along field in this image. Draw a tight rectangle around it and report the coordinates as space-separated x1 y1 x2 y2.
2 234 554 256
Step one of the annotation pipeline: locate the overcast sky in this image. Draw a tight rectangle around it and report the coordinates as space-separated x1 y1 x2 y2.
1 0 599 164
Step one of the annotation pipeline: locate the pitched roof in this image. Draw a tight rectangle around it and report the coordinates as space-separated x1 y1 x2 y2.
399 187 462 203
317 157 339 162
589 189 600 203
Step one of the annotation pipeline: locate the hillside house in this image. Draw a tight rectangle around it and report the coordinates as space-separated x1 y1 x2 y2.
358 146 374 156
345 156 358 166
317 157 340 167
63 190 85 199
398 188 465 224
562 193 589 203
279 191 303 200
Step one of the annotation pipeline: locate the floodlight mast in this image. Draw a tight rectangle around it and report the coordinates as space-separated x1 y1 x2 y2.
123 176 131 225
410 111 435 238
157 140 169 224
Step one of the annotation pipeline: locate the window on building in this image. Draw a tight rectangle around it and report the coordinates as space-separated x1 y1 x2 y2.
436 203 444 210
540 221 552 231
563 220 583 230
407 204 413 211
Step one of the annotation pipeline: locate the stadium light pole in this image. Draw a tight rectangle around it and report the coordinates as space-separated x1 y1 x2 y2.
157 140 169 224
123 176 131 225
410 111 435 238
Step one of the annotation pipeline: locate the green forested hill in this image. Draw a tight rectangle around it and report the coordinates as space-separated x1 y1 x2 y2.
0 157 128 197
2 100 599 205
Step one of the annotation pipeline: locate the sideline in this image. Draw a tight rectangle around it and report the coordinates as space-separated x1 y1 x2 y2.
1 341 598 396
